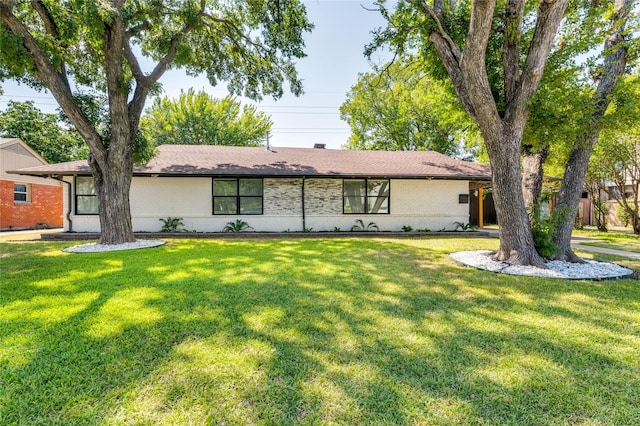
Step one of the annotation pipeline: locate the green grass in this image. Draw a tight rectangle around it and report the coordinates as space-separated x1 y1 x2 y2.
574 229 640 253
1 237 640 425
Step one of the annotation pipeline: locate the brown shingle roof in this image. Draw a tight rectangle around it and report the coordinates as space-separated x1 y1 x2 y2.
10 144 492 179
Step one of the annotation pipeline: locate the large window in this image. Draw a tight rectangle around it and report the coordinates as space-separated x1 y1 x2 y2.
213 178 263 215
14 183 30 202
75 176 99 215
343 179 389 214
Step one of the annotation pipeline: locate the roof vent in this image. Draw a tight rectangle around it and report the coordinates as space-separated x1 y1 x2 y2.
313 143 326 149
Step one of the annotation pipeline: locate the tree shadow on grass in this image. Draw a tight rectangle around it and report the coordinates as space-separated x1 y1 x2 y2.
1 238 640 424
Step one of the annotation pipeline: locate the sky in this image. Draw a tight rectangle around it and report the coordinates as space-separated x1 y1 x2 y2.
0 1 391 149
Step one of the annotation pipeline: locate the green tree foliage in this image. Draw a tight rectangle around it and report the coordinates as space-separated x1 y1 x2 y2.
340 59 481 158
0 100 86 163
0 0 312 244
141 90 272 147
589 75 640 234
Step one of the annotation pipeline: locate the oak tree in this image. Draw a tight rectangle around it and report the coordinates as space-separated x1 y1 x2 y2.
552 0 635 260
141 89 272 147
372 0 570 266
340 58 480 158
0 100 86 163
0 0 311 244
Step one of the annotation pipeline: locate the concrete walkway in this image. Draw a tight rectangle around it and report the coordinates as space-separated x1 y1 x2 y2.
570 243 640 260
0 228 63 241
481 227 640 260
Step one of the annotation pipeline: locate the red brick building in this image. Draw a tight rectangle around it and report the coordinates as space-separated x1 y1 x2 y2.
1 138 63 230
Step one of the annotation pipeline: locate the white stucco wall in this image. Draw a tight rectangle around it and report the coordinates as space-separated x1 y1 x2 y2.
63 176 472 232
305 179 470 231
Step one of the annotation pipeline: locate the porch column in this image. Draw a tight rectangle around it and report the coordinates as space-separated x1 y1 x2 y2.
478 187 484 228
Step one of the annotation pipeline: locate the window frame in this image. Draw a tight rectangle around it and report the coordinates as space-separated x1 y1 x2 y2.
342 178 390 215
212 177 264 215
13 183 30 203
75 176 99 215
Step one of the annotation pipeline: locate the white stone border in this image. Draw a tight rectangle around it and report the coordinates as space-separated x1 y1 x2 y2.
63 239 166 253
450 250 634 280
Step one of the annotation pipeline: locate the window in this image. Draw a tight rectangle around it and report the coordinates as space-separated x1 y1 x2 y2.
75 176 99 214
14 183 30 202
607 186 620 200
213 178 263 215
343 179 389 214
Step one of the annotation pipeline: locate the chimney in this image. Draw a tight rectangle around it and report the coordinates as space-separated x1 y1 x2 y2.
313 143 326 149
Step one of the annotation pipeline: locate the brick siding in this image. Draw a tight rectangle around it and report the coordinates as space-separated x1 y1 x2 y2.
304 179 342 215
0 180 63 229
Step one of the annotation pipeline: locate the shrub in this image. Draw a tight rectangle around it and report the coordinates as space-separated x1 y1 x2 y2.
454 222 477 231
223 220 253 233
401 225 413 232
529 204 570 258
351 219 379 231
616 204 631 227
159 217 184 232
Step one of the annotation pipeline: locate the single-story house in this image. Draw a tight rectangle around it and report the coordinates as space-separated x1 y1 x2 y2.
1 138 63 230
10 144 492 233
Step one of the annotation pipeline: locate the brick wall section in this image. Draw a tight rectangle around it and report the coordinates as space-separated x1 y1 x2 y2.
305 178 342 215
263 178 302 215
263 178 343 216
0 180 63 229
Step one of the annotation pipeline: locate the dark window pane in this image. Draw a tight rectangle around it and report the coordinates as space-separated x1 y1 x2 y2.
76 177 95 195
344 179 365 196
368 196 388 214
77 196 99 214
213 179 238 196
213 197 237 214
345 196 366 214
239 179 262 196
240 197 262 214
14 192 27 202
368 180 389 197
14 184 27 193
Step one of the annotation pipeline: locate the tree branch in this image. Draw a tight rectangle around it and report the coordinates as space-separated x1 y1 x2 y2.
420 1 477 120
428 32 478 120
502 0 524 106
0 4 104 159
458 0 501 129
507 0 571 122
30 0 71 91
127 0 206 126
421 1 461 62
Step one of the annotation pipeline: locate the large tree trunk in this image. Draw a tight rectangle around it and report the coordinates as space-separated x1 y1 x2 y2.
522 144 549 209
90 143 135 245
486 129 546 267
552 0 632 261
422 0 568 267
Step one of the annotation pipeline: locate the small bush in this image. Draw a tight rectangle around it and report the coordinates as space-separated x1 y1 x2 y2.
529 204 570 258
401 225 413 232
333 227 342 232
223 220 253 233
617 204 631 227
351 219 379 231
159 217 184 232
454 222 477 231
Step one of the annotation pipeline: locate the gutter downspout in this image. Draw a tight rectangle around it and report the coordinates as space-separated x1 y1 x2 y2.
50 175 73 232
301 176 306 231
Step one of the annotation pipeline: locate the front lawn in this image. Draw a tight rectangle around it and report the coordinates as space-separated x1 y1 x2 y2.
1 238 640 425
